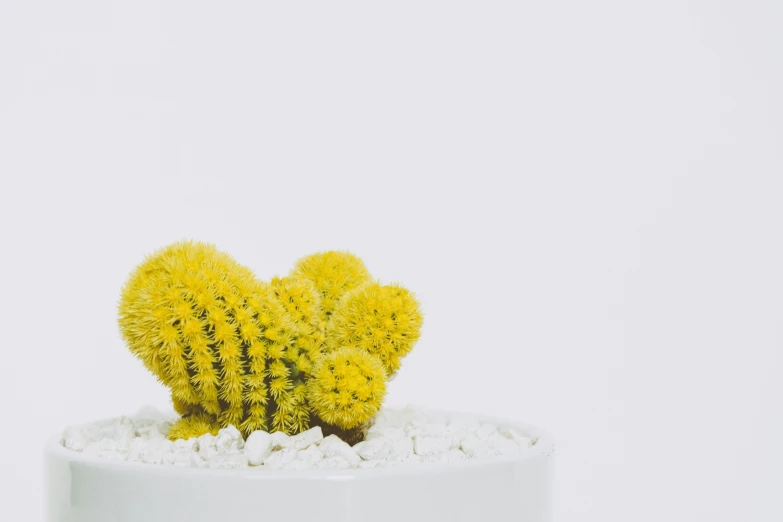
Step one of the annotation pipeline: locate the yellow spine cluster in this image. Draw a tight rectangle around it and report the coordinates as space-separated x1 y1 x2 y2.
290 251 371 318
327 282 423 375
307 346 387 430
168 412 220 441
270 276 326 362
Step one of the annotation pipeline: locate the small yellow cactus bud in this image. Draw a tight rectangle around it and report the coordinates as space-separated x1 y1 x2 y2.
307 346 387 430
290 251 371 318
327 282 423 375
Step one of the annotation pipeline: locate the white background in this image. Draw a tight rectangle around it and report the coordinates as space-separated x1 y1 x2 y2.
1 1 781 520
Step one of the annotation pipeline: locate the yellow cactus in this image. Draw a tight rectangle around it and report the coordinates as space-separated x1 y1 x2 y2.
168 413 220 441
327 282 423 375
307 346 387 430
290 251 371 318
118 241 311 439
119 243 422 442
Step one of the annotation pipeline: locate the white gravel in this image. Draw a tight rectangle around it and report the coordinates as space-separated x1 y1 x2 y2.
60 405 536 470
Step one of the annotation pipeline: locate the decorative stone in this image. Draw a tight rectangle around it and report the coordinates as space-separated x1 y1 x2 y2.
319 435 361 467
285 426 323 451
58 406 538 471
413 436 451 458
353 438 391 461
245 431 274 466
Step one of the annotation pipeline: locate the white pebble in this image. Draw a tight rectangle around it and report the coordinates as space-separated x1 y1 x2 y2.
319 435 361 467
353 438 390 461
83 438 130 461
516 436 534 448
403 454 423 465
264 448 297 470
173 438 198 452
163 451 188 466
460 436 499 459
487 434 521 455
414 436 451 458
165 438 198 466
441 449 467 463
284 426 323 451
136 423 166 440
296 445 323 464
190 453 208 468
446 415 480 439
95 438 131 454
197 434 219 459
215 425 243 454
477 423 499 441
61 426 88 452
100 417 135 440
127 438 146 462
270 431 290 450
366 426 406 440
80 423 103 443
387 437 414 461
460 436 480 458
422 423 446 437
141 439 174 464
283 446 323 469
501 428 534 449
245 431 273 466
404 421 423 438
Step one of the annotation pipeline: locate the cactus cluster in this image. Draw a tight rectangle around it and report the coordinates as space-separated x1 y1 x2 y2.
118 241 423 441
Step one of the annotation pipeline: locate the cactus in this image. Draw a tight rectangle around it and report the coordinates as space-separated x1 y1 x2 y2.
290 251 371 319
168 412 220 441
118 241 313 438
307 346 387 430
327 282 423 375
119 242 422 442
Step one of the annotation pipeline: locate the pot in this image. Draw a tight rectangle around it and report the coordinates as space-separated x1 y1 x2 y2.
44 412 554 522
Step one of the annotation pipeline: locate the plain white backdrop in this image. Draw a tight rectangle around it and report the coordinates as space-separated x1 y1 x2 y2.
1 1 781 520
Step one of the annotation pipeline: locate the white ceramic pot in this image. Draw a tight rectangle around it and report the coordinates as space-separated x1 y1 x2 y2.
44 413 554 522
